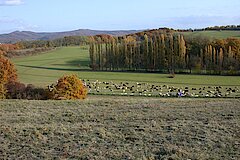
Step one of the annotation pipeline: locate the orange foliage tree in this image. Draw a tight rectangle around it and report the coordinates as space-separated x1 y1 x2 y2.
0 55 18 99
0 44 20 56
48 74 87 100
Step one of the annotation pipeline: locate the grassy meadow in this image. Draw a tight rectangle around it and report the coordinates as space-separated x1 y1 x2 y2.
12 46 240 97
3 39 240 159
12 46 90 85
181 30 240 39
0 97 240 159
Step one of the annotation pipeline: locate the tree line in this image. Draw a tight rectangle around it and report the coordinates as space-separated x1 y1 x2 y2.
89 33 186 73
177 25 240 32
89 30 240 75
15 36 88 49
0 44 20 55
1 36 89 58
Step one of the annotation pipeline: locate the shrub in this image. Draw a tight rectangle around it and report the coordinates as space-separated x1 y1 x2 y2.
5 81 25 99
168 73 175 78
5 82 48 100
24 84 48 100
48 75 87 100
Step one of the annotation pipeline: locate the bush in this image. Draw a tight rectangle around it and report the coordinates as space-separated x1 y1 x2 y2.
25 84 48 100
168 73 175 78
5 81 25 99
48 75 87 100
6 82 48 100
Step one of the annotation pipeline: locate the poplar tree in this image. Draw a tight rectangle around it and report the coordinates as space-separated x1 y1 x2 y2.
143 34 149 70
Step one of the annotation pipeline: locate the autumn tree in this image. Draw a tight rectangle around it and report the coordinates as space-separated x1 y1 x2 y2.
0 55 18 99
48 74 87 100
143 34 149 70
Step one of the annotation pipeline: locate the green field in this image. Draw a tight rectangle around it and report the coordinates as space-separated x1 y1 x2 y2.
12 46 90 85
12 46 240 86
12 46 240 97
0 97 239 159
181 30 240 39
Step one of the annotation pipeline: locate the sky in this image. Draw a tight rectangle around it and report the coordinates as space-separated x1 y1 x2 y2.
0 0 240 34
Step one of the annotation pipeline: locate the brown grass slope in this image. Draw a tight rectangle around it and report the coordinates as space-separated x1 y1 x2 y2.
0 97 239 159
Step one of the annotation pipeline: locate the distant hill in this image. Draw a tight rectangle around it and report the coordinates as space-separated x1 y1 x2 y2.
0 29 141 43
1 26 240 44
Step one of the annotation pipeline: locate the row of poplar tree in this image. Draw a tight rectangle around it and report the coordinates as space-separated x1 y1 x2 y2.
89 30 240 74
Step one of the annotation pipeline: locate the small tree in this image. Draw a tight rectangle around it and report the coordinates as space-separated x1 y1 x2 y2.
0 55 18 99
48 75 87 100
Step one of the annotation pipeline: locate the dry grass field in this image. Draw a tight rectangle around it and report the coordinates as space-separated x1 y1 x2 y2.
0 96 239 159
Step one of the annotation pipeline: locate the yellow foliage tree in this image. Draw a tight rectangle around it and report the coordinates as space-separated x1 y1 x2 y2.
0 55 18 99
48 74 87 100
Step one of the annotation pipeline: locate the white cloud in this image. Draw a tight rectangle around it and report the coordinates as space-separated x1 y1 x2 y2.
0 17 38 33
0 0 23 6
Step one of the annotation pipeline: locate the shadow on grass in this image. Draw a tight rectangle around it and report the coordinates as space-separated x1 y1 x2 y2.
16 56 81 63
53 59 90 68
18 65 91 71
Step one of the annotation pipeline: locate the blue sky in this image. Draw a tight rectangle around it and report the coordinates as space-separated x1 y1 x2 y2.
0 0 240 33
